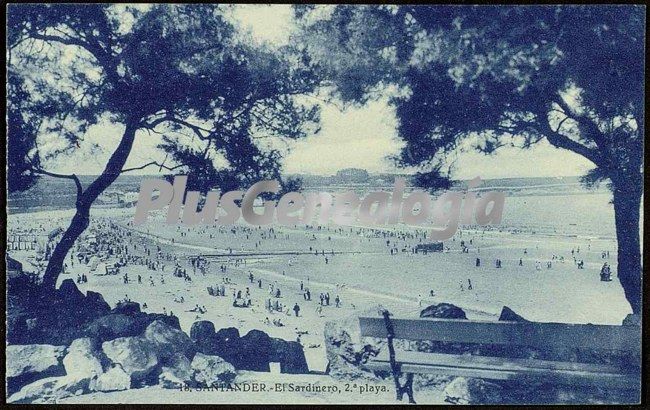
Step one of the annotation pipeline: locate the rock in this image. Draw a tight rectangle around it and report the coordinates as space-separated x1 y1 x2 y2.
420 303 467 320
190 321 217 354
623 314 641 327
7 286 172 346
101 337 159 385
6 314 29 344
55 279 85 304
159 370 187 390
234 330 271 372
7 376 89 404
190 321 216 341
6 344 67 395
159 354 192 389
444 377 502 405
324 315 381 381
83 312 181 343
498 306 529 322
269 338 309 374
62 338 107 380
144 320 195 362
112 301 141 315
212 327 242 362
84 291 112 316
191 353 236 386
83 314 139 341
215 327 240 345
89 364 131 392
189 323 276 372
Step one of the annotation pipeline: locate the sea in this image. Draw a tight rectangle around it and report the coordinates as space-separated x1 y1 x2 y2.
7 175 631 240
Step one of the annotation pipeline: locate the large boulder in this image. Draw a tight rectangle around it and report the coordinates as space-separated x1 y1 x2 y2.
7 284 110 346
190 321 217 354
112 301 141 315
190 321 216 341
189 322 241 358
159 353 192 389
55 279 85 305
85 291 112 315
50 280 110 329
623 314 641 327
420 303 467 320
7 376 89 404
62 338 107 380
191 353 236 387
214 327 240 350
190 324 270 371
498 306 529 322
89 364 131 392
269 338 309 374
83 312 181 343
144 320 195 362
324 314 381 381
83 314 139 341
6 314 30 344
443 377 503 405
101 337 159 385
215 327 240 343
234 330 271 372
6 344 67 395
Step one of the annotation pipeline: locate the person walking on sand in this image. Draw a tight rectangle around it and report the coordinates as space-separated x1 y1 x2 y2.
600 262 612 282
293 303 300 317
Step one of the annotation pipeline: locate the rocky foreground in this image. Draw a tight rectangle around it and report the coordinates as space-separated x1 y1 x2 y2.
6 276 640 405
7 279 308 404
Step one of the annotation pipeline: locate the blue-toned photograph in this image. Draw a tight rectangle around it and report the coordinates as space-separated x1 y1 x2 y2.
5 4 644 405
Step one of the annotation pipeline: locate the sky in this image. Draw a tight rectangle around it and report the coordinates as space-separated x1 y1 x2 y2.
45 4 595 180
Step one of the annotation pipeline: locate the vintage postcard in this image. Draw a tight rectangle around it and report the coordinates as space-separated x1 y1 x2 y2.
5 4 644 405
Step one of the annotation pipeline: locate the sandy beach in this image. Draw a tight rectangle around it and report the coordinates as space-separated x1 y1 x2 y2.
7 201 631 379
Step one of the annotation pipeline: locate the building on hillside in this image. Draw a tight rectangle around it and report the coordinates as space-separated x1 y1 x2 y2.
335 168 369 184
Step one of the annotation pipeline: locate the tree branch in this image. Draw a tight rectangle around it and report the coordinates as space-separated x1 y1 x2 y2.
141 115 213 141
32 167 83 199
554 95 607 149
121 160 185 173
27 31 121 86
537 120 603 166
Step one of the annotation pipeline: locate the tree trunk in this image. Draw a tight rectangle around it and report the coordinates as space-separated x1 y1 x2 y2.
40 120 139 293
612 180 643 315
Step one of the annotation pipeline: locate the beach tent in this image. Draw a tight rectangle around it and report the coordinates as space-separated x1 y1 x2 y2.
88 256 100 272
416 242 444 253
48 227 64 240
